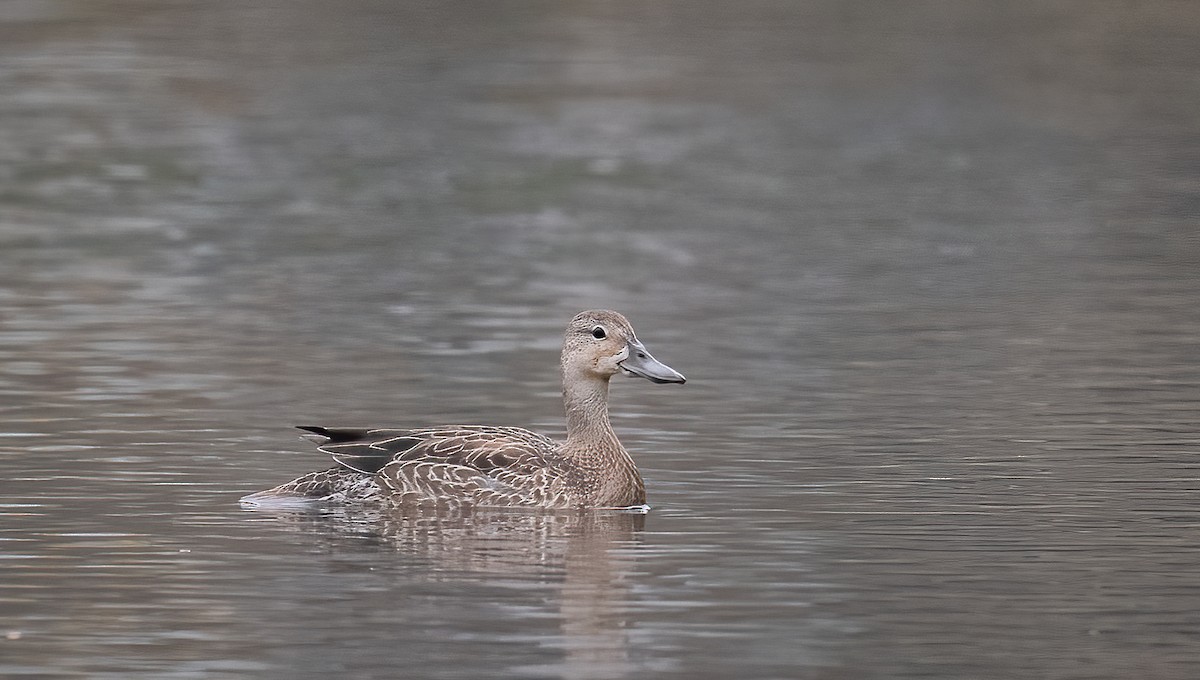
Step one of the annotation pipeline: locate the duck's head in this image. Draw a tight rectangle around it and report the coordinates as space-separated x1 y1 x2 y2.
561 310 686 385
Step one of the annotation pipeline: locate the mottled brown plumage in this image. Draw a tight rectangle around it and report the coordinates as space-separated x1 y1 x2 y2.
240 310 685 510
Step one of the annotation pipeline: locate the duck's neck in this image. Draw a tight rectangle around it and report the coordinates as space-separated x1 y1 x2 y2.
562 376 619 450
560 373 645 506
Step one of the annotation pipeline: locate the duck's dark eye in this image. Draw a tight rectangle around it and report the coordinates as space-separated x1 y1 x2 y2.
591 326 607 339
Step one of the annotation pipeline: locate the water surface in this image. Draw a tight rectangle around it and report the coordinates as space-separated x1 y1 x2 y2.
2 1 1199 678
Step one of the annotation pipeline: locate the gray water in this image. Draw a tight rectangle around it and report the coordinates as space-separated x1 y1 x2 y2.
2 1 1199 678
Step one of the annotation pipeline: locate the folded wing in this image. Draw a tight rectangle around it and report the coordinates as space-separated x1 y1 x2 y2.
299 425 563 507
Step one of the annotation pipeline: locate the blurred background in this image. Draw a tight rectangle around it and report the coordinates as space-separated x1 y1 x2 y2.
1 1 1198 679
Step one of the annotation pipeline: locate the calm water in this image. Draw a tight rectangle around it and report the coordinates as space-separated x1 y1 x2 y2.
2 1 1199 678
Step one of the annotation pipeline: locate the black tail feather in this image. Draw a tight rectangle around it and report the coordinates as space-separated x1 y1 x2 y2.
295 426 371 443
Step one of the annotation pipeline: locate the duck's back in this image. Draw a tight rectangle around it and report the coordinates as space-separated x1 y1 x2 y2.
241 425 573 508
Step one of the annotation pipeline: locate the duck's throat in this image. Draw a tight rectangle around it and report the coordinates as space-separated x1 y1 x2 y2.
562 377 619 448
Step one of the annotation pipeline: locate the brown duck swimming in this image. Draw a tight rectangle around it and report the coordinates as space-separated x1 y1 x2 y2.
240 310 685 510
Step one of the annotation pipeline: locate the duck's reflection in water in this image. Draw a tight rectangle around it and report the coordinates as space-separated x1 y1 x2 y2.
252 505 646 677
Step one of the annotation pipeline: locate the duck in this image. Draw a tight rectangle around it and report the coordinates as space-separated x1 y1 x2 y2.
239 310 686 510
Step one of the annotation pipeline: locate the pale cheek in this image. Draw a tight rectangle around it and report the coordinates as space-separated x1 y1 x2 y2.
594 354 621 374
